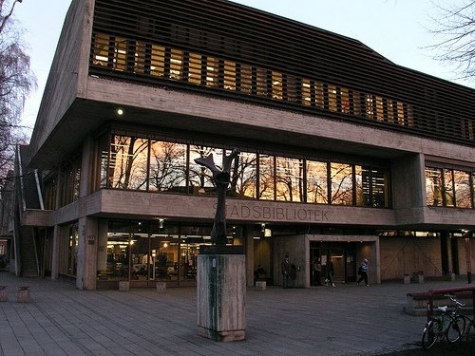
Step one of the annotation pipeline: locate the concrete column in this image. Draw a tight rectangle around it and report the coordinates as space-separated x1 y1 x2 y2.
245 225 255 288
76 135 98 290
50 168 63 280
50 224 60 280
77 217 98 290
197 246 246 342
97 220 108 276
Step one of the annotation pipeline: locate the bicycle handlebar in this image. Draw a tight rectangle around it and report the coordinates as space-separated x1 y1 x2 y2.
444 294 466 308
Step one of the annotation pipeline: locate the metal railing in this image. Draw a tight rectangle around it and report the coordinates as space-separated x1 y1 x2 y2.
426 286 475 322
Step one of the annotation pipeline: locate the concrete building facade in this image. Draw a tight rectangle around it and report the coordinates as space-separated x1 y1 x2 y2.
2 0 475 289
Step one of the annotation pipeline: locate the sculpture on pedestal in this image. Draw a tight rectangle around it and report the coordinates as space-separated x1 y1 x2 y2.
194 148 240 245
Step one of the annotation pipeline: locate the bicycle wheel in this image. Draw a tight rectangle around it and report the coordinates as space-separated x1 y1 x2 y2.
446 319 462 343
453 314 470 339
422 320 439 350
465 319 475 342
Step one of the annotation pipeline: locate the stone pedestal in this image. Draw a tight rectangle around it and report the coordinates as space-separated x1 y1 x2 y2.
255 281 266 290
197 246 246 342
118 281 130 291
403 275 410 284
417 274 424 284
156 282 166 293
17 286 30 303
0 286 7 302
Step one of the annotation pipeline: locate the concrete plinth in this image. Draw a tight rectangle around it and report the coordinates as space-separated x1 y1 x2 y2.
156 282 166 293
0 286 7 302
17 286 30 303
197 246 246 342
119 281 130 291
255 281 266 290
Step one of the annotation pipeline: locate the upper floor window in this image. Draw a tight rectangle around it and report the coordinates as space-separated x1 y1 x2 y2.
425 166 473 208
97 132 391 208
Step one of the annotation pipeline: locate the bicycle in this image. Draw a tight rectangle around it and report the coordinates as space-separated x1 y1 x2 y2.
445 294 472 339
421 295 463 349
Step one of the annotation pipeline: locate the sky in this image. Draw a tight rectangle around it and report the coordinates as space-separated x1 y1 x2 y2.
12 0 471 138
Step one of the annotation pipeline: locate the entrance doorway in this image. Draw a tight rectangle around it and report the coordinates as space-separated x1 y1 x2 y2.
310 242 357 285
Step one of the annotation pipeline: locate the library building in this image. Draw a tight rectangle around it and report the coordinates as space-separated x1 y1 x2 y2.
2 0 475 290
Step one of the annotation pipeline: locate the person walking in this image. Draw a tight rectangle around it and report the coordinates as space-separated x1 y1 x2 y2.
281 255 291 289
313 257 322 286
357 258 369 286
326 259 335 287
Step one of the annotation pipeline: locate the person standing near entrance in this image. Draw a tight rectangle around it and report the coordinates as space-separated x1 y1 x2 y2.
313 257 322 286
326 259 335 287
281 255 291 289
357 258 369 286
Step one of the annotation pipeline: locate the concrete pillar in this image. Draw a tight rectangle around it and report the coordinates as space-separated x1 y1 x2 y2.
51 224 60 280
0 286 7 302
197 246 246 342
51 168 63 281
77 217 98 290
97 220 108 277
245 225 255 288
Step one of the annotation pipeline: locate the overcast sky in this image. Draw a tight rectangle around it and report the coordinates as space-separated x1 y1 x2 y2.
13 0 471 137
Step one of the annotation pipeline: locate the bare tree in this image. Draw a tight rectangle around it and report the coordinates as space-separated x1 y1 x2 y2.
0 0 36 184
429 0 475 81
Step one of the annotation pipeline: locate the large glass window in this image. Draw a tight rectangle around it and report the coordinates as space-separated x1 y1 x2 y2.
149 141 187 193
454 170 471 208
189 146 223 195
233 150 257 199
330 163 353 205
357 166 387 207
97 132 390 208
306 160 328 203
425 167 473 208
109 135 149 190
426 167 443 206
100 221 242 282
275 156 303 202
443 169 455 207
259 154 275 200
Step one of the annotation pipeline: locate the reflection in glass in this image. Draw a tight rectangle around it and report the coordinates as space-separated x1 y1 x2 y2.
443 169 454 206
306 160 328 203
259 155 275 200
189 146 223 195
275 156 303 202
109 135 148 190
425 168 443 206
330 163 353 205
232 150 257 199
454 170 471 208
149 141 187 193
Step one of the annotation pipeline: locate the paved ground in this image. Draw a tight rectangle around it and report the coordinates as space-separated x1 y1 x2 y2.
0 270 474 356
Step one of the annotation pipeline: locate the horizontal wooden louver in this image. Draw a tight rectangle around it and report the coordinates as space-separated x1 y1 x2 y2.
90 0 475 147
